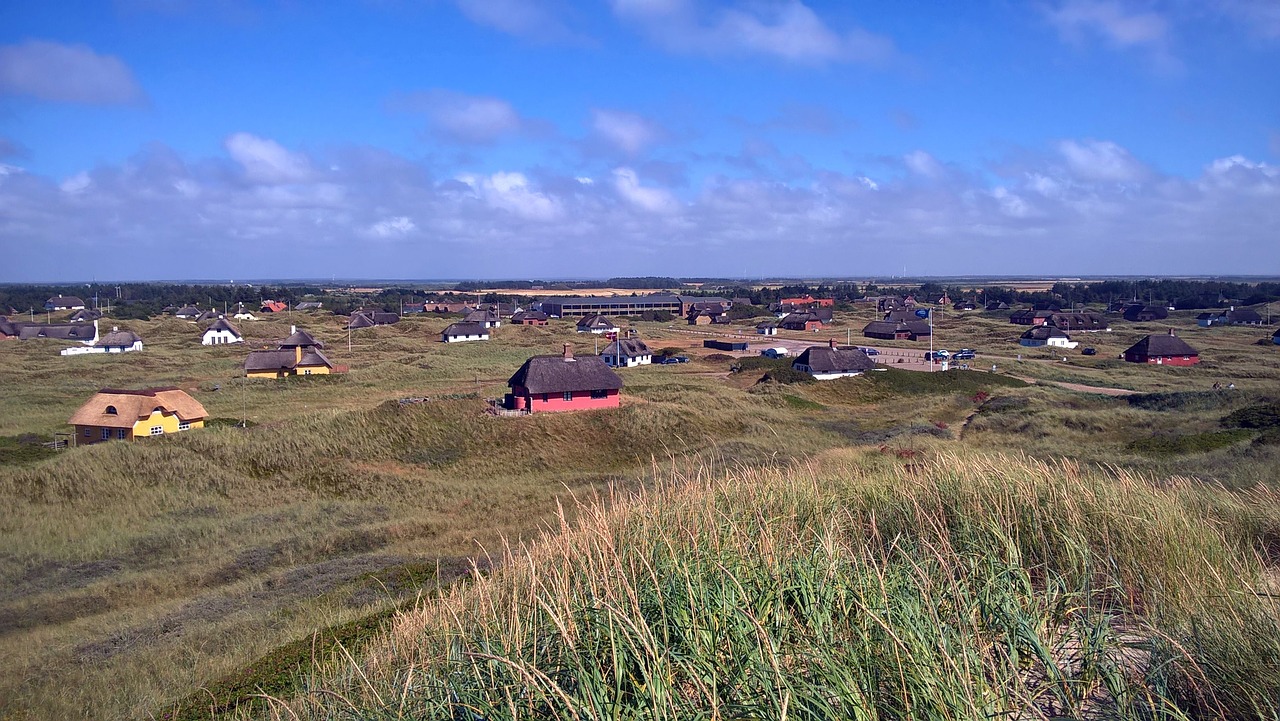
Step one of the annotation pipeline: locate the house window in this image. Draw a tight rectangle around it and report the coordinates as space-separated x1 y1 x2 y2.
178 421 191 431
117 429 127 439
303 369 312 375
543 394 550 402
101 428 110 440
150 426 163 436
84 428 91 437
563 391 573 402
590 389 608 399
105 405 117 415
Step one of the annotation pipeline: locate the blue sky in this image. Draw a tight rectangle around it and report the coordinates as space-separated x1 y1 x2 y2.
1 0 1277 281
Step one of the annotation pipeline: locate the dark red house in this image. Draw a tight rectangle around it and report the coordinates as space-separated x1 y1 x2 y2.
506 344 624 413
1123 329 1200 366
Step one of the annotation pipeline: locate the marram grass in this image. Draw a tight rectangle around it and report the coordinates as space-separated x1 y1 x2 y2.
246 452 1280 720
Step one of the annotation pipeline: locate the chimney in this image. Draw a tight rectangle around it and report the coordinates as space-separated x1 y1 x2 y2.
1168 327 1175 335
563 343 573 360
291 325 296 334
829 338 838 348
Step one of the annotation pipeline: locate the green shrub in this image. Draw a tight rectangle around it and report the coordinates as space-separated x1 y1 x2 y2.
1127 391 1235 412
1221 403 1280 430
1128 429 1254 455
759 367 814 385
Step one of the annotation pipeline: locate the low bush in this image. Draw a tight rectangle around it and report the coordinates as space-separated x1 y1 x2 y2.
1221 403 1280 430
1127 390 1236 412
759 367 814 385
1128 429 1254 455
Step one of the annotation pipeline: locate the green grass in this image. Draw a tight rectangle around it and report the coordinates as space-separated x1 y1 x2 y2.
1128 429 1256 455
253 453 1280 720
3 304 1279 719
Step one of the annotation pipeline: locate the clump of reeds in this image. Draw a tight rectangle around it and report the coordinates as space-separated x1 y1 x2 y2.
248 452 1280 720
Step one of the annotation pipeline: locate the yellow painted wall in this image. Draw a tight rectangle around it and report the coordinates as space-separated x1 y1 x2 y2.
247 369 286 379
129 409 204 438
296 363 330 375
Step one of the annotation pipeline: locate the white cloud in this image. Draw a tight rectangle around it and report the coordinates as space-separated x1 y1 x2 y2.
368 216 416 237
60 171 92 194
590 109 663 155
458 171 564 220
1057 139 1147 182
903 150 943 178
451 0 574 40
224 133 312 184
0 40 144 104
1044 1 1169 47
395 89 529 145
612 0 895 65
612 167 678 213
2 140 1278 280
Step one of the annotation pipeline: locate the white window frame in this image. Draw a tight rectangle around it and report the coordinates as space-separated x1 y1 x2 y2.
101 428 110 440
150 426 164 436
117 429 127 439
178 421 191 431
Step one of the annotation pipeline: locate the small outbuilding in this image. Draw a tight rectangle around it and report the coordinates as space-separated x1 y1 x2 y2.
601 338 653 368
577 314 619 334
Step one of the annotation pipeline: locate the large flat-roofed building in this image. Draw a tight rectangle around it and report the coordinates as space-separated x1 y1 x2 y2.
537 294 731 318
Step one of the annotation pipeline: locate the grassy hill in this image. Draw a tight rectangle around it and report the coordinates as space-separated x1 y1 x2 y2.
233 452 1280 719
0 306 1277 719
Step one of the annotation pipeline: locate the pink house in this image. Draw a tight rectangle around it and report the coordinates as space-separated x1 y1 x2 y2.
505 344 623 413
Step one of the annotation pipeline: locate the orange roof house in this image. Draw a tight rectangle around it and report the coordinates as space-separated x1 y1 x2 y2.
69 388 208 444
260 300 288 313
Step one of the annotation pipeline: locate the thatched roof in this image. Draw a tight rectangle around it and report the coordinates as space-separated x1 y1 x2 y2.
1021 326 1069 341
442 322 488 337
68 388 207 429
509 354 623 395
280 328 323 348
793 346 875 374
96 329 142 347
600 338 651 359
1125 331 1198 358
205 318 242 336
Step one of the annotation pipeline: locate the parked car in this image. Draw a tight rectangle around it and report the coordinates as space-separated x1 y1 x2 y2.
1081 347 1097 356
659 356 690 364
953 349 976 360
927 350 951 361
856 347 880 356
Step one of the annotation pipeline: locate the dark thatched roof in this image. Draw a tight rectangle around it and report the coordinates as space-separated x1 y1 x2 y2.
280 328 323 348
600 338 651 359
509 354 624 395
1125 332 1199 358
96 329 142 347
442 322 488 337
205 318 241 336
793 346 875 374
1020 326 1069 341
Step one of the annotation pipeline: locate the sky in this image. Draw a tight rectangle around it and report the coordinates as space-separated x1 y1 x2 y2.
0 1 1278 282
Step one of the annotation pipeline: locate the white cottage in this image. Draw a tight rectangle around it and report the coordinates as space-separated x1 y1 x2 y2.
600 338 653 368
441 322 490 343
202 318 244 345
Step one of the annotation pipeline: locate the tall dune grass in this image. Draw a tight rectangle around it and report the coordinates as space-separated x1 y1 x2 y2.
261 453 1280 720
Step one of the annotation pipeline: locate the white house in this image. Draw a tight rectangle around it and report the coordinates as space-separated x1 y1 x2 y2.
791 341 875 380
576 314 619 334
441 322 490 343
61 326 143 355
1019 326 1078 349
756 322 778 336
202 318 243 345
464 308 502 329
600 338 653 368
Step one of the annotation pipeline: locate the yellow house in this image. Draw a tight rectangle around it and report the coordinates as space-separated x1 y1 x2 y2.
68 388 208 444
243 326 335 378
243 345 334 378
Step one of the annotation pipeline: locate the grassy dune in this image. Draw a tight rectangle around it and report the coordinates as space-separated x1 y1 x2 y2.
258 452 1280 719
1 306 1277 719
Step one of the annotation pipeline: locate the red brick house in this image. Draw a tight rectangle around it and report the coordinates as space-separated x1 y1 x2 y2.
505 344 623 413
260 300 288 313
1123 329 1200 366
780 295 834 309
